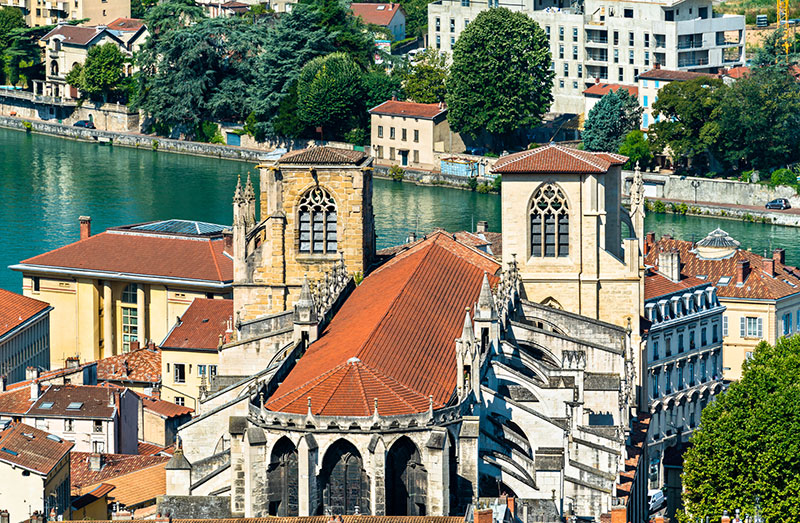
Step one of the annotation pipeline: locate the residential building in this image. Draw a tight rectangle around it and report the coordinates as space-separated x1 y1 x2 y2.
10 218 233 368
427 0 745 114
0 289 52 385
96 344 161 396
70 482 115 520
642 266 724 515
135 392 192 447
2 361 98 393
159 298 232 409
637 65 716 129
0 422 73 522
198 1 250 18
582 81 638 117
369 99 463 170
21 0 130 27
350 3 406 41
644 229 800 380
0 384 139 454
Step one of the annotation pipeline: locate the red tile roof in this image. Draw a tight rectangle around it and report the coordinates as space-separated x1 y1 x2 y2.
278 147 368 165
71 451 170 488
40 25 122 46
0 422 73 475
723 66 750 79
583 83 638 98
0 387 35 413
71 483 115 510
16 230 232 283
369 100 447 119
106 18 145 31
5 363 94 391
266 231 500 417
161 298 233 350
137 441 169 456
74 462 168 507
492 143 626 175
644 272 708 301
135 391 193 418
97 347 161 384
639 68 717 81
645 234 800 300
350 3 404 26
25 384 121 419
0 289 50 338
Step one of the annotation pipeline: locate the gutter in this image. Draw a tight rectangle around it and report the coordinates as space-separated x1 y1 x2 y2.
0 306 53 344
8 264 232 289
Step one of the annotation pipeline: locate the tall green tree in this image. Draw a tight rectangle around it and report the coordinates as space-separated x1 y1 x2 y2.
0 7 25 52
299 0 373 69
681 335 800 521
648 76 724 171
80 42 125 99
402 48 447 103
296 52 366 139
400 0 432 38
752 27 800 68
582 89 642 152
618 130 653 170
363 68 403 109
446 8 553 143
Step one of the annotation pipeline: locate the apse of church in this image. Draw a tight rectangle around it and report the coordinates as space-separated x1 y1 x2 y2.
232 148 376 323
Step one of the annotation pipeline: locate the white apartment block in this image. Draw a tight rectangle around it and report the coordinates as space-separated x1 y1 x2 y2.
427 0 745 114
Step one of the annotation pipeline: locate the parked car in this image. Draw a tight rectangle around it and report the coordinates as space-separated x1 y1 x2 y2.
648 489 667 514
766 198 791 210
73 120 95 129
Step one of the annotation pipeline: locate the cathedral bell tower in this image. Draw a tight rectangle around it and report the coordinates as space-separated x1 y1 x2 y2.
232 147 375 323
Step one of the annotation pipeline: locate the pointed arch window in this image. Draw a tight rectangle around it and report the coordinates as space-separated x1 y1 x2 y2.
530 184 569 257
298 187 337 254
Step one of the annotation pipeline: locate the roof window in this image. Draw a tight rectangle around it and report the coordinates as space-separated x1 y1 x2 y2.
717 276 731 286
67 401 84 410
40 401 54 409
46 434 62 443
1 447 18 456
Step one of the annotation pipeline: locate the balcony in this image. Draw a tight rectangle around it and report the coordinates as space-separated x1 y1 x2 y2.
585 52 608 63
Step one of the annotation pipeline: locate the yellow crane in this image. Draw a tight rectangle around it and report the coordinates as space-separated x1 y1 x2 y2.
777 0 790 63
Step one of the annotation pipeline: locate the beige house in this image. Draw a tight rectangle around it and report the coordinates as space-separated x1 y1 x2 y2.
637 65 717 130
159 298 233 409
369 99 464 171
10 218 233 369
645 229 800 380
0 422 73 522
23 0 129 27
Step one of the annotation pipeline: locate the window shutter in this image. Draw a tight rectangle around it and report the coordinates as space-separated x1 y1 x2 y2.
758 318 763 338
740 317 745 338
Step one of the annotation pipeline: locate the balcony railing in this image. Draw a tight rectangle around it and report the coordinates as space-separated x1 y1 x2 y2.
716 38 739 46
679 57 710 67
677 41 703 49
586 36 608 44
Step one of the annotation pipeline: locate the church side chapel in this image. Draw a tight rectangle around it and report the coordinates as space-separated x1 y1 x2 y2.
164 145 648 523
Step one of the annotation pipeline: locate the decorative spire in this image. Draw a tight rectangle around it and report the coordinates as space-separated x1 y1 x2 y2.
294 276 318 324
233 175 244 203
243 174 255 201
476 272 497 320
461 307 475 342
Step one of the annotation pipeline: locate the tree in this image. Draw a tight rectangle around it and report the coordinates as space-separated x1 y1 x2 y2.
446 8 553 142
400 0 432 38
648 76 725 171
143 0 204 39
299 0 373 69
618 130 653 171
583 89 642 152
363 69 403 109
81 43 125 99
0 7 25 52
296 52 366 139
752 28 800 68
681 336 800 521
402 48 447 103
64 62 83 89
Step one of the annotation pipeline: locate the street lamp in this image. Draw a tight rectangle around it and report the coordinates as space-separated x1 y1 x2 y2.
691 179 701 204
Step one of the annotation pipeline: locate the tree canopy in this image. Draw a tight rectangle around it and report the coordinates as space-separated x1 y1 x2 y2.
78 42 126 99
681 335 800 521
582 88 642 152
0 7 25 52
446 8 553 141
402 48 447 103
618 130 653 171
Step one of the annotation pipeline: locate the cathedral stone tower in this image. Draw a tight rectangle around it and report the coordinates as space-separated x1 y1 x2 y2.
233 147 375 322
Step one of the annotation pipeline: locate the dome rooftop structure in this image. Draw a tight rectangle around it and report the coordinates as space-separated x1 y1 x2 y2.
695 228 740 259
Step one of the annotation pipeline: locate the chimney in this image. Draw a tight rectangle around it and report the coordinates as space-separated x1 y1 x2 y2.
155 512 172 523
25 366 40 381
0 509 9 523
79 216 92 240
30 381 39 401
476 220 488 233
49 508 56 521
654 62 661 70
129 341 140 352
89 453 104 472
737 259 750 284
0 375 6 392
407 231 417 243
112 510 133 521
658 249 681 282
763 257 775 277
65 357 79 369
773 248 786 265
391 93 397 101
222 228 233 253
645 231 656 255
474 508 493 523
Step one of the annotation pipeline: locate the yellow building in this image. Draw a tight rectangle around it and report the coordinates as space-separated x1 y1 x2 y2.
10 218 233 369
159 298 233 409
25 0 130 27
645 229 800 380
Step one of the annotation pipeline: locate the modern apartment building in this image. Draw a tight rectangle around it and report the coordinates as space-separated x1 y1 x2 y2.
16 0 130 27
427 0 745 114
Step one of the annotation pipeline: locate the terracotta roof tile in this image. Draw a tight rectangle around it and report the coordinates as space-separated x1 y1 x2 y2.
5 363 93 391
135 392 193 418
161 298 233 350
40 25 117 46
369 100 447 119
97 347 161 384
644 272 708 301
723 66 750 79
137 441 168 456
106 18 145 31
639 68 717 81
71 483 115 510
0 289 50 338
278 147 368 165
0 422 73 475
16 230 232 283
71 451 170 488
25 384 120 419
583 83 638 98
267 231 500 416
74 462 167 507
350 3 404 25
492 143 626 175
0 387 35 414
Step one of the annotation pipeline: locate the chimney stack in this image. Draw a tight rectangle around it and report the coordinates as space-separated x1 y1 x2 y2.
658 249 681 282
112 510 133 521
79 216 92 240
89 453 104 472
407 231 417 243
0 509 9 523
474 508 492 523
773 248 785 265
25 366 40 381
762 257 775 277
65 357 79 369
645 231 656 255
476 220 488 233
222 228 233 253
29 381 38 401
737 259 750 284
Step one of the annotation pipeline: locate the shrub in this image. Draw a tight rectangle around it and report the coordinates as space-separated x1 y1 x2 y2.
344 128 367 146
389 165 405 182
476 183 491 193
491 175 502 193
670 202 689 215
22 121 32 132
770 168 796 186
467 176 479 191
652 200 667 213
151 139 159 150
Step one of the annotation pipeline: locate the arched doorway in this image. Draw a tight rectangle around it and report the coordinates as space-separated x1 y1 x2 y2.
268 437 298 516
318 439 369 515
385 437 427 516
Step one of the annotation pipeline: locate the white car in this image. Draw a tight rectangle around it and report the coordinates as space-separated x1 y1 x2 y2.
406 48 424 63
648 489 667 513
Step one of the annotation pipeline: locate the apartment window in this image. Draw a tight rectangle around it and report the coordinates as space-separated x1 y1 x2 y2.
797 310 800 331
559 44 564 59
651 372 659 399
435 17 440 31
461 0 469 5
699 6 708 18
93 441 105 453
577 64 583 77
645 51 650 65
36 8 41 15
613 49 619 63
784 312 792 335
644 33 650 47
678 333 684 353
678 366 685 389
464 19 470 27
613 30 619 45
741 317 763 338
643 95 648 108
665 370 672 394
175 396 185 406
713 324 719 343
413 150 419 163
700 358 707 381
572 80 578 89
401 128 407 141
121 307 138 353
629 50 634 65
689 330 696 350
93 420 103 433
198 364 206 376
449 19 455 32
559 79 565 88
563 63 569 76
210 365 217 376
450 36 455 46
377 125 383 138
618 68 623 81
572 27 578 42
629 32 634 46
413 129 419 142
64 419 73 432
174 363 186 383
723 316 728 336
572 45 578 60
436 35 440 48
559 26 564 41
390 127 395 139
689 361 695 386
624 8 633 18
102 9 106 15
390 147 395 160
377 145 384 159
32 277 40 292
122 283 138 304
745 351 754 361
530 183 569 257
546 25 551 38
665 9 674 21
701 327 707 346
653 340 659 360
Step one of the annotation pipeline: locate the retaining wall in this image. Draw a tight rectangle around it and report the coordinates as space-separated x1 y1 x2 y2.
0 95 138 132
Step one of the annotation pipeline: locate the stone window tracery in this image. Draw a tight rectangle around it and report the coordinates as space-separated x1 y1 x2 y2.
530 184 569 257
298 187 337 254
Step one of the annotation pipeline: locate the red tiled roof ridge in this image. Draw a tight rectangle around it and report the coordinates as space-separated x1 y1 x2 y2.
493 143 626 174
0 289 51 338
20 230 97 264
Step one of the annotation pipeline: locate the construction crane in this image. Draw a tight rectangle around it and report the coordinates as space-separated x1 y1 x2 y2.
777 0 790 63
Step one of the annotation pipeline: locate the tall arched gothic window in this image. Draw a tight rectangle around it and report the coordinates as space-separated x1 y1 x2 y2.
530 184 569 258
298 187 337 254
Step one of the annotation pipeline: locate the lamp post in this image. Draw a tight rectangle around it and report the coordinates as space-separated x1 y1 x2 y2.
691 179 701 203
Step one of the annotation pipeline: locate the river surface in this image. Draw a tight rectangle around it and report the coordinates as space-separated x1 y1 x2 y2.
1 126 798 292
